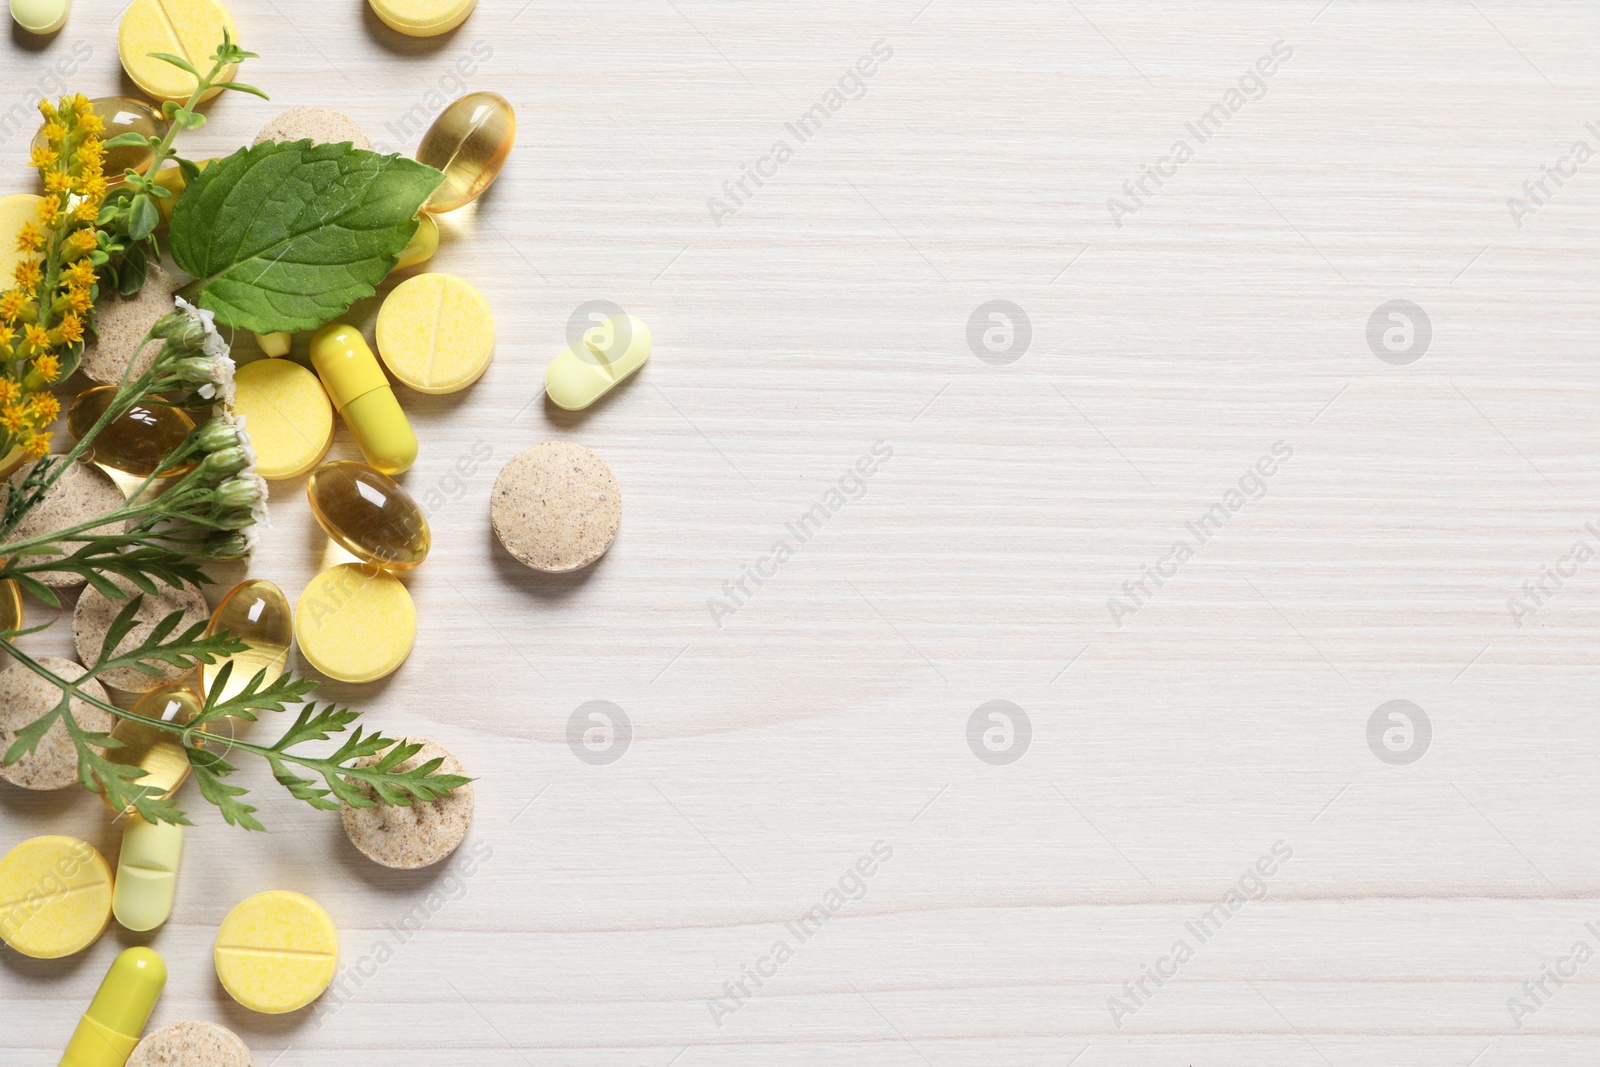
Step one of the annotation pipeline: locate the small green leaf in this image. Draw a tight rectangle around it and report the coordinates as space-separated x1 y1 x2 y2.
169 140 444 332
178 158 201 183
150 52 200 77
214 81 269 99
119 246 148 296
174 109 206 131
102 132 152 149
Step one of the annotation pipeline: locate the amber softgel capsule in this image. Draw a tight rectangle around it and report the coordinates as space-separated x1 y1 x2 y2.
307 461 430 570
203 579 293 704
68 385 197 479
418 92 514 213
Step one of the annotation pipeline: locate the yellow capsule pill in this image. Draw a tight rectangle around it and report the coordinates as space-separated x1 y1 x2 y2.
104 684 205 811
215 890 337 1014
309 324 418 475
203 579 292 705
294 563 416 683
545 314 652 411
232 358 334 480
368 0 474 36
308 461 430 570
375 273 494 394
118 0 237 103
69 385 197 479
112 817 183 933
392 213 439 272
60 946 166 1067
418 92 514 214
151 158 211 223
0 836 112 960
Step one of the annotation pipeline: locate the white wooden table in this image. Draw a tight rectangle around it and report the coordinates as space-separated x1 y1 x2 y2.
5 1 1600 1063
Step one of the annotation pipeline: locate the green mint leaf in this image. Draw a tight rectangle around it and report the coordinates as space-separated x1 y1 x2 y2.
102 132 152 149
169 140 445 332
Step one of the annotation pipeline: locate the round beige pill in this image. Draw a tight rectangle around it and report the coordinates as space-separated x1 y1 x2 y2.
2 459 127 588
0 658 113 791
129 1021 253 1067
341 737 473 869
74 574 210 692
375 273 495 394
232 359 334 480
491 442 620 573
253 107 372 150
295 564 416 683
80 266 183 386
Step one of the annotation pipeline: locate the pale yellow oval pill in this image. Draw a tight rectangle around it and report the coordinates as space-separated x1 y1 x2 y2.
0 194 43 289
118 0 237 103
295 564 416 683
0 836 113 959
232 359 334 480
215 890 337 1014
368 0 475 36
375 273 495 394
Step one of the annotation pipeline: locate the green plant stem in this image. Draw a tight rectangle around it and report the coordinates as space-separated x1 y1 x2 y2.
142 53 235 183
6 637 273 769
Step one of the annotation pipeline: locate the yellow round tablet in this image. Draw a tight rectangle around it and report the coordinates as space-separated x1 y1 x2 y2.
0 194 42 288
375 273 495 394
295 564 416 683
118 0 238 103
215 890 337 1014
368 0 475 36
232 359 333 480
0 836 113 959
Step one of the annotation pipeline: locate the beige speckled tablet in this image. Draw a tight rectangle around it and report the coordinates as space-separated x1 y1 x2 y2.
341 737 472 869
490 442 620 573
80 265 183 386
128 1021 253 1067
74 574 210 692
252 107 372 150
0 658 113 791
2 459 128 588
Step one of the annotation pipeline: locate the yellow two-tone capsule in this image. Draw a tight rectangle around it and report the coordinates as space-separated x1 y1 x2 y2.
59 946 166 1067
309 324 418 475
112 817 183 933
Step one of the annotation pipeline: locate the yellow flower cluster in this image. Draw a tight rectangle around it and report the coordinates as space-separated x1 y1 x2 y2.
0 94 106 459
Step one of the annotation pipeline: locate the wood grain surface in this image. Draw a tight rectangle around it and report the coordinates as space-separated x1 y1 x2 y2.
4 1 1600 1063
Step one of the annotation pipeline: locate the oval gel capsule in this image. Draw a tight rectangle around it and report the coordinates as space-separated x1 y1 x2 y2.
308 461 430 570
545 314 651 411
417 92 514 213
309 324 418 475
203 579 293 704
68 385 197 478
104 685 204 812
59 946 166 1067
112 816 183 932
